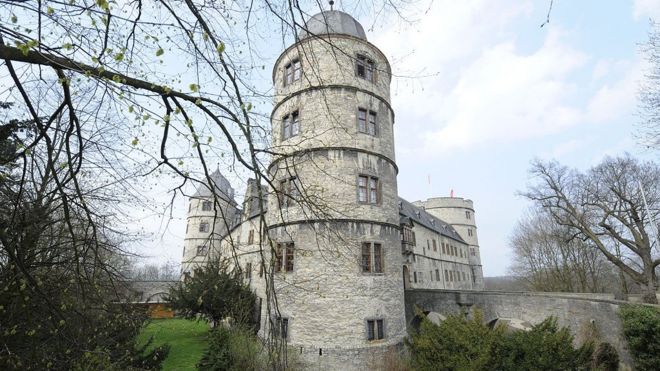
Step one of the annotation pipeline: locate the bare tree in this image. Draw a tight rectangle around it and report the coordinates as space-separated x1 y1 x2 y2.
0 1 423 368
523 155 660 304
509 208 612 293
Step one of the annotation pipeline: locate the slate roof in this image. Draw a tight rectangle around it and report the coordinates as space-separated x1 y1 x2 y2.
193 168 235 202
299 10 367 40
398 197 466 243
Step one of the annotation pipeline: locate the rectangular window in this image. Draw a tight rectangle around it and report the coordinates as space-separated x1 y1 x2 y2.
430 271 433 281
442 243 446 254
356 54 375 82
449 271 453 282
202 200 212 211
196 245 208 256
432 239 437 252
414 271 417 283
358 175 379 204
462 272 466 281
471 248 476 256
444 269 449 281
460 249 463 258
367 319 384 341
357 108 377 135
466 211 471 220
468 228 473 237
275 317 288 339
435 269 440 281
401 226 416 246
245 263 252 280
199 221 209 233
275 242 295 273
358 108 367 133
248 229 254 244
282 110 300 140
278 177 299 208
284 59 301 85
361 242 383 273
368 111 377 135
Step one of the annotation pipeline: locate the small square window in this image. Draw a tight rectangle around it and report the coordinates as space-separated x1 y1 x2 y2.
199 221 209 233
196 245 208 256
367 319 384 341
202 201 212 211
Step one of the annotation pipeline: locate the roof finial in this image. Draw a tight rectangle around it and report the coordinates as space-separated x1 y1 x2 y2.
329 1 334 11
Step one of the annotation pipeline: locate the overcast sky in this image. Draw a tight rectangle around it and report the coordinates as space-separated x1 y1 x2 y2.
137 0 660 277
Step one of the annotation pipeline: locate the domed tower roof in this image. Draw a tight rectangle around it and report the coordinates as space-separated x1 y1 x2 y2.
192 168 235 201
299 10 367 40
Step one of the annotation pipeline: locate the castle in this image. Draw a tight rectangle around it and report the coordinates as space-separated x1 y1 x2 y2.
181 9 484 369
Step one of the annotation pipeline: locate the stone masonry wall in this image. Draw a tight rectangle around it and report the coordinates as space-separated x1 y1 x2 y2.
404 289 660 369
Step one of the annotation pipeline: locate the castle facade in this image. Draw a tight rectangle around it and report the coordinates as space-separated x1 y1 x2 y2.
181 10 484 369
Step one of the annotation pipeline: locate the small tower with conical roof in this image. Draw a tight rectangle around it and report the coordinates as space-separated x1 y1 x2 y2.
181 169 238 275
265 8 406 368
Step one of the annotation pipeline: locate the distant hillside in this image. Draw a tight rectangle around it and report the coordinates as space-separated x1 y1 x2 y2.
483 276 528 291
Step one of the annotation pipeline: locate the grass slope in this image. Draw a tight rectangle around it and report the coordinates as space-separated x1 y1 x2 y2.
138 318 209 371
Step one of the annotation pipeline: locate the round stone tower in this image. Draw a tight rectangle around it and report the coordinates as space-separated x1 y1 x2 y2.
181 169 238 275
414 197 484 289
266 9 406 368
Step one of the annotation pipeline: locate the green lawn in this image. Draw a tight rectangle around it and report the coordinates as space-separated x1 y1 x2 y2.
138 318 209 371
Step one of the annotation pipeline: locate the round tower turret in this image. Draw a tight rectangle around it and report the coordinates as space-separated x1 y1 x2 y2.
413 197 484 289
181 169 238 275
265 9 405 368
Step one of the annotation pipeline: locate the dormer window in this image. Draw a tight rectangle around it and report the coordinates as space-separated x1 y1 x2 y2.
284 59 301 86
282 110 300 140
356 54 375 82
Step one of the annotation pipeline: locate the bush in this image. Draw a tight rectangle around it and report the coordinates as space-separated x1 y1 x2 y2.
197 326 265 371
619 304 660 371
407 311 504 370
492 317 593 371
591 342 619 371
167 259 257 328
407 311 594 371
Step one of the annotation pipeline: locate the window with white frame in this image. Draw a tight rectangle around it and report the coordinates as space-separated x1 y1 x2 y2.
361 242 383 273
358 175 380 204
366 319 384 341
282 110 300 140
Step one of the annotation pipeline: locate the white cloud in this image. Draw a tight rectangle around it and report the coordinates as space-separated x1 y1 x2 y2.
421 29 588 153
585 60 640 122
376 1 641 157
633 0 660 20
